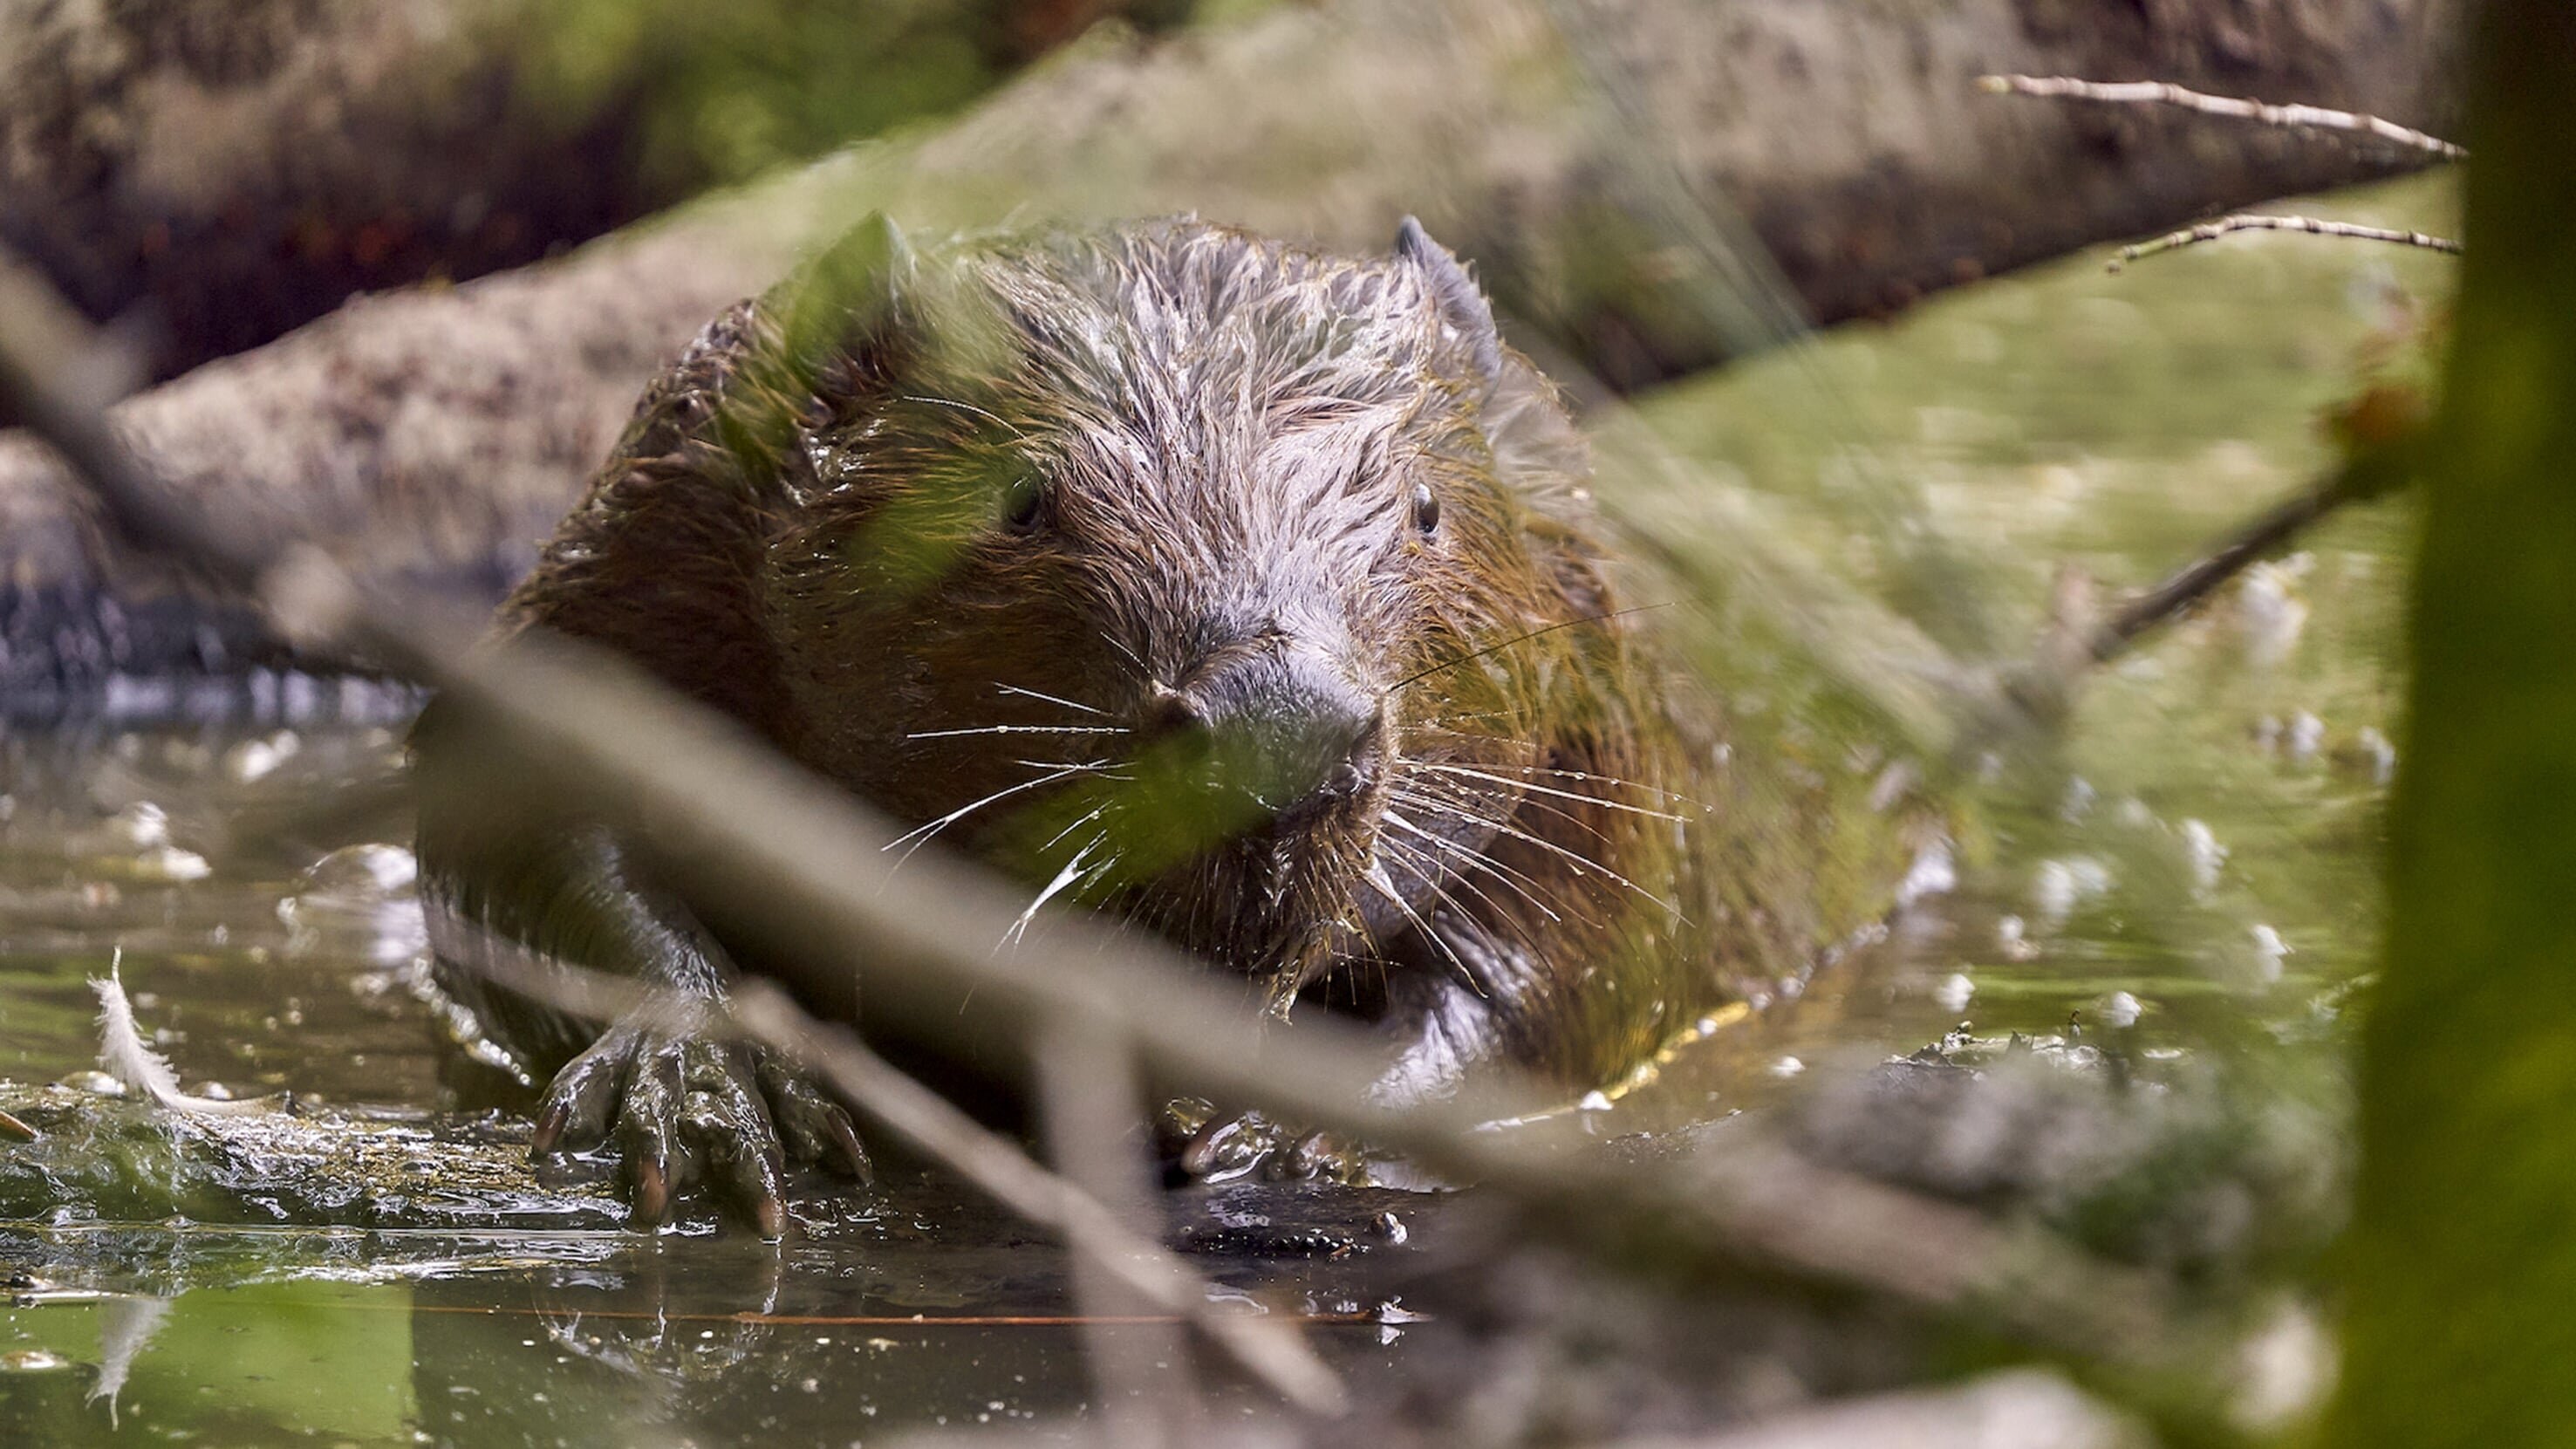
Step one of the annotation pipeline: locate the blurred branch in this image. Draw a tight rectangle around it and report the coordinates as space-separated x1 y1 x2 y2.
2107 215 2462 270
2087 459 2405 662
1969 450 2414 758
1 238 2237 1424
0 240 1343 1412
2327 6 2576 1440
1602 1368 2138 1449
1978 73 2467 159
734 981 1334 1417
1035 1011 1201 1443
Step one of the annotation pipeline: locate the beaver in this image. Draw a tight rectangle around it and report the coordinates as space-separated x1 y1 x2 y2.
413 214 1874 1232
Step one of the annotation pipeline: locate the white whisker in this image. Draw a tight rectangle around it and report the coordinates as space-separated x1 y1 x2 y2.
1039 804 1110 854
994 683 1107 716
888 760 1104 858
1362 856 1486 999
907 723 1131 740
898 393 1026 439
1390 787 1680 919
1406 752 1707 807
1412 762 1685 821
1004 840 1097 947
1400 774 1620 851
1098 631 1146 671
1384 832 1554 958
1383 810 1565 924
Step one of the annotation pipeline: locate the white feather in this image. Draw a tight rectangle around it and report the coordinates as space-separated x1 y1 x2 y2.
91 953 260 1116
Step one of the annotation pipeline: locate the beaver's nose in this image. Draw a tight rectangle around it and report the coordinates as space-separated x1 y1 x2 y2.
1143 651 1384 810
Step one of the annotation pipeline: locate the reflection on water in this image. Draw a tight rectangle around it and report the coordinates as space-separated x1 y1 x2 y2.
3 1193 1428 1446
0 713 1437 1445
0 173 2445 1442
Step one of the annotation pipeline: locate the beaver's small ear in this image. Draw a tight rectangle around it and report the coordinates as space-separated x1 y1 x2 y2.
778 210 915 378
1396 215 1506 386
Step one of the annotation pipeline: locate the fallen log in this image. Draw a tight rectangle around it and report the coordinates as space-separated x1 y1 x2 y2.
0 0 1187 382
0 0 2457 708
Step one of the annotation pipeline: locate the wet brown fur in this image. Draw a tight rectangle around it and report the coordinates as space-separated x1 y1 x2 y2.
457 217 1732 1103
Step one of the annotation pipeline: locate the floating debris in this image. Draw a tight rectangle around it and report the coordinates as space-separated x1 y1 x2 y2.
2287 711 2325 763
2182 818 2229 894
1897 838 1958 905
2100 991 2143 1029
2060 776 2096 824
221 729 301 783
277 844 427 968
2237 554 2313 669
2033 858 2114 924
2251 925 2293 983
1995 914 2039 962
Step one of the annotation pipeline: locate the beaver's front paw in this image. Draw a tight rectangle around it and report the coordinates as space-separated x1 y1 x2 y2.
530 1023 870 1236
1160 1101 1372 1185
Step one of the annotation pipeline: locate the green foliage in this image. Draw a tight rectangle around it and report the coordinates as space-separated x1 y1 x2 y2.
516 0 1197 191
2329 7 2576 1447
523 0 1001 187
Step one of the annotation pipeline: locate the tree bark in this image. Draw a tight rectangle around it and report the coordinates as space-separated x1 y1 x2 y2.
0 0 1190 384
0 0 655 382
0 0 2459 708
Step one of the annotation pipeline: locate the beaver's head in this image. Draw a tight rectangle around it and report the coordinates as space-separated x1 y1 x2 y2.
761 217 1611 1005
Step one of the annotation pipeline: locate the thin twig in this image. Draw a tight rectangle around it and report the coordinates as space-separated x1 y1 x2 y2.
2087 466 2388 661
1968 456 2408 758
0 247 1343 1416
1038 1014 1202 1442
1978 73 2467 159
732 982 1344 1415
2108 215 2463 271
0 240 2220 1407
373 904 1338 1414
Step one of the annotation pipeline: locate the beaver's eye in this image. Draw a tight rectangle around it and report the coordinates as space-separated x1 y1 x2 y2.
1411 483 1441 536
1001 475 1049 534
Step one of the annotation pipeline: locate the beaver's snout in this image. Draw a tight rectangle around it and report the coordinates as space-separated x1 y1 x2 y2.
1139 645 1385 830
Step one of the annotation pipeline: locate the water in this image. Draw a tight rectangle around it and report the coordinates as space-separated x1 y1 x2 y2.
0 172 2450 1443
1609 170 2449 1120
0 715 1432 1445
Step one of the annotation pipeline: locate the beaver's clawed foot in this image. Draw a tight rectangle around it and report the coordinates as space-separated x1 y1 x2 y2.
1161 1102 1373 1185
530 1024 871 1237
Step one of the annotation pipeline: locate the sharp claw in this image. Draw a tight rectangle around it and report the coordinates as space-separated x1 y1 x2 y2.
560 1030 882 1231
1182 1116 1247 1178
830 1111 872 1186
530 1101 570 1156
1281 1131 1334 1181
633 1155 670 1227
